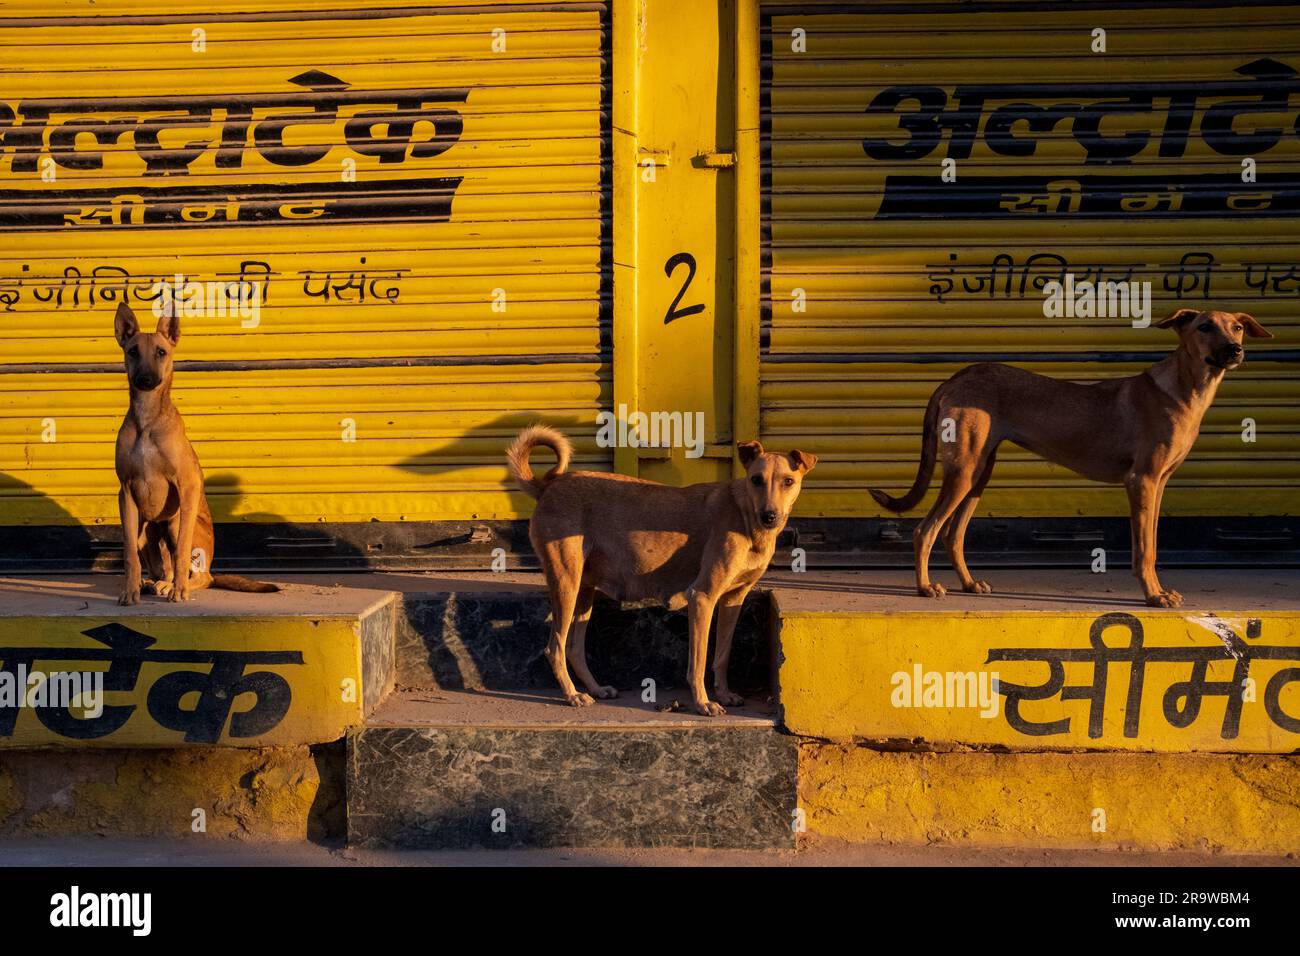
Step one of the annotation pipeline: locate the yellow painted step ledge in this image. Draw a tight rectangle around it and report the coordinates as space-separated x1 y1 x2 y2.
800 747 1300 855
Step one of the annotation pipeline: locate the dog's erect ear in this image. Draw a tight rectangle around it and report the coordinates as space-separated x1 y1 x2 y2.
788 449 818 473
155 297 181 344
737 440 764 467
1236 312 1274 339
1156 307 1199 331
114 300 138 348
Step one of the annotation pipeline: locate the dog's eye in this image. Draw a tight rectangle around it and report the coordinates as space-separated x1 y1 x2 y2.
1233 324 1242 334
127 345 139 357
156 347 167 358
783 477 795 488
750 475 763 486
1197 322 1213 332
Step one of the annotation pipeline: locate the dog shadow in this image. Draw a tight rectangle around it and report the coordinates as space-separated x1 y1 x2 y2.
205 472 368 572
760 571 1152 608
0 472 96 573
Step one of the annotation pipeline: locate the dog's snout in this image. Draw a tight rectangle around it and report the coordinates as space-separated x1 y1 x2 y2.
1230 343 1243 355
132 374 159 391
760 509 779 527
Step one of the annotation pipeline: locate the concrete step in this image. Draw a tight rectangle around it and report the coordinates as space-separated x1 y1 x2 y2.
767 568 1300 855
769 567 1300 752
6 569 1299 855
346 688 797 849
385 573 776 696
0 575 397 748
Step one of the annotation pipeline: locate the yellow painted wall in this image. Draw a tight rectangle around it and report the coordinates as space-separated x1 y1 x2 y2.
800 746 1300 853
0 745 341 841
780 609 1300 753
0 613 365 747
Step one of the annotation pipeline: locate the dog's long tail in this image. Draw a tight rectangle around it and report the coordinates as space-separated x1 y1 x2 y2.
869 385 942 513
506 424 572 499
210 574 280 593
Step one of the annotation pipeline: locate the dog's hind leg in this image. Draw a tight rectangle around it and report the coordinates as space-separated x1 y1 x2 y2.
914 410 993 598
538 538 593 707
941 446 998 594
914 462 979 599
567 584 616 700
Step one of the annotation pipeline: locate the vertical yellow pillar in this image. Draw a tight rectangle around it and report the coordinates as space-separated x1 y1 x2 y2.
613 0 737 485
734 0 762 476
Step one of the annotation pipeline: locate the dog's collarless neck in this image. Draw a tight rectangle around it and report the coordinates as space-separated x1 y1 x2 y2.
730 479 773 548
1145 353 1222 408
127 387 176 428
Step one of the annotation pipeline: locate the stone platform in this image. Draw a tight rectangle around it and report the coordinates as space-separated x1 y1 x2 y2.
348 689 795 849
0 575 396 748
1 567 1297 854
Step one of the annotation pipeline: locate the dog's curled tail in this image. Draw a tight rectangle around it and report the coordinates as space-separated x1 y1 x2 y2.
869 385 942 513
210 574 280 593
506 424 572 499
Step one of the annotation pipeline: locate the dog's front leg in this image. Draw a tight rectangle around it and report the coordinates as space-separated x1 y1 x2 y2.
712 585 754 708
118 487 142 606
169 481 200 603
1150 476 1181 606
1126 473 1180 607
687 588 724 716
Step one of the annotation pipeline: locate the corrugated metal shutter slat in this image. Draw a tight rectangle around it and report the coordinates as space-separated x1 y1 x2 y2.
0 2 612 527
761 5 1300 518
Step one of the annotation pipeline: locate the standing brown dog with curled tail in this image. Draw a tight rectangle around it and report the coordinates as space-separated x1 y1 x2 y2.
507 425 816 716
114 299 279 604
870 308 1272 607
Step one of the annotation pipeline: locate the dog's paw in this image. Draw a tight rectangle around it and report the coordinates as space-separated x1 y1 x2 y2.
963 580 992 594
918 583 947 598
145 580 174 597
167 587 191 603
1146 590 1183 608
694 700 727 717
566 692 595 707
715 690 744 707
591 685 618 700
117 588 140 606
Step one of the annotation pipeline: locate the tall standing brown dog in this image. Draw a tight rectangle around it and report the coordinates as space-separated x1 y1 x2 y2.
114 299 278 604
870 308 1272 607
507 425 816 716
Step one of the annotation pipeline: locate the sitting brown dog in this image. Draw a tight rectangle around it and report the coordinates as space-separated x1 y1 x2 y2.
507 426 816 715
114 299 279 604
870 308 1271 607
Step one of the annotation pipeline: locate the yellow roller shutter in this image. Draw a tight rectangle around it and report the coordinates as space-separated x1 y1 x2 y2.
760 3 1299 520
0 1 611 558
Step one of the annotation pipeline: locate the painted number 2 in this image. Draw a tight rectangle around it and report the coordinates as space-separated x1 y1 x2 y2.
663 252 705 324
